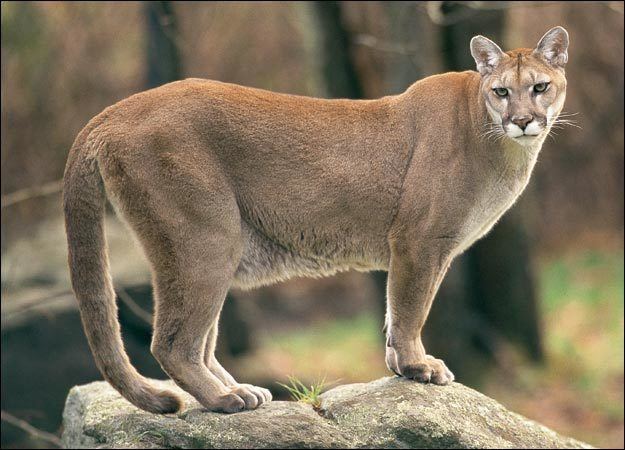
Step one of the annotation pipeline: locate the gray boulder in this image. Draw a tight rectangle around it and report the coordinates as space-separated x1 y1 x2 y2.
62 377 592 449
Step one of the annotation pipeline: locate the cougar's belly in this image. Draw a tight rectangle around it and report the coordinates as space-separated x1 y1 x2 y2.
232 220 389 290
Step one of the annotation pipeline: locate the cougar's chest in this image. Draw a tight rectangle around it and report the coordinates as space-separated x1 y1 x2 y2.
454 145 538 255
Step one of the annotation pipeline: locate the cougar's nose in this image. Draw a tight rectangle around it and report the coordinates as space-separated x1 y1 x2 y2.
511 115 533 131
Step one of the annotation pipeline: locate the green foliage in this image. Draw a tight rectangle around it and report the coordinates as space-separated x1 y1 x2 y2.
474 247 624 448
540 249 624 384
541 249 624 314
277 375 328 408
265 313 387 380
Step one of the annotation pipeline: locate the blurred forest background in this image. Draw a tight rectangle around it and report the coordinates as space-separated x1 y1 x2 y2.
1 1 623 448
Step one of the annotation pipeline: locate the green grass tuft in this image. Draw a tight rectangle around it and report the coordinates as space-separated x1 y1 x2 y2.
277 375 328 408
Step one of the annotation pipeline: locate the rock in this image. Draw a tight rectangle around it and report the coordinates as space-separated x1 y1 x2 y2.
1 288 168 448
62 377 592 449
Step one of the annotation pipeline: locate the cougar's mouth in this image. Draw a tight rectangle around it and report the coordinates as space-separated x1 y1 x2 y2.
504 122 544 141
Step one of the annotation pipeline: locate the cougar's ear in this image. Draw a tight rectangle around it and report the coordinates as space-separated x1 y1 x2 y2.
534 26 569 68
470 35 505 76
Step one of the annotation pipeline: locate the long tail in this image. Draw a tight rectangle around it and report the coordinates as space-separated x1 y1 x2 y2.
63 124 181 414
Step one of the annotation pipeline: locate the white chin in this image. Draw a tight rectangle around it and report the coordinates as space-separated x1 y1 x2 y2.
510 134 538 145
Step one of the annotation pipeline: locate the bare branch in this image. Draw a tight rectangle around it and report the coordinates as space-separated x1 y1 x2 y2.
353 34 418 56
1 180 62 209
1 410 62 448
607 1 624 14
424 1 619 26
2 288 73 314
117 287 153 325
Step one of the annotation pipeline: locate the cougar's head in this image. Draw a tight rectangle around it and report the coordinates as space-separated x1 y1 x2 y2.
470 26 569 146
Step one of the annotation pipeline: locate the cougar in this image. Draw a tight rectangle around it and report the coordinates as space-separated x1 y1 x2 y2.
63 27 569 414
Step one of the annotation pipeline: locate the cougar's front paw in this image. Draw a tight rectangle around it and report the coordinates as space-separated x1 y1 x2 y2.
237 384 272 405
386 346 455 385
207 384 272 414
401 356 455 385
224 384 272 410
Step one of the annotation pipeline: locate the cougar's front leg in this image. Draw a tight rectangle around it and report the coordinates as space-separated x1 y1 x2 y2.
385 239 455 385
203 322 272 405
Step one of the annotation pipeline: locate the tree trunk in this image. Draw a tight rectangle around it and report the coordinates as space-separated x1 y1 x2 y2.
145 1 181 88
300 1 364 99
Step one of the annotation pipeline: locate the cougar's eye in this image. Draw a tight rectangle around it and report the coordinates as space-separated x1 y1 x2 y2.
533 82 549 93
493 87 508 97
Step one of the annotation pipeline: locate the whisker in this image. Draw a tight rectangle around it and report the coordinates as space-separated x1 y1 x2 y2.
479 122 507 143
548 129 560 142
557 111 580 117
548 115 583 132
554 120 582 130
494 133 507 144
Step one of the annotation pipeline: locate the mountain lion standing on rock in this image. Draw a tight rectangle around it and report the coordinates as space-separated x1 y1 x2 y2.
64 27 569 414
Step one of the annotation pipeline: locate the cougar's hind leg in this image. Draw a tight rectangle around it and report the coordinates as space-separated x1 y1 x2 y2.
204 322 273 404
150 243 259 413
98 145 259 412
145 200 264 411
